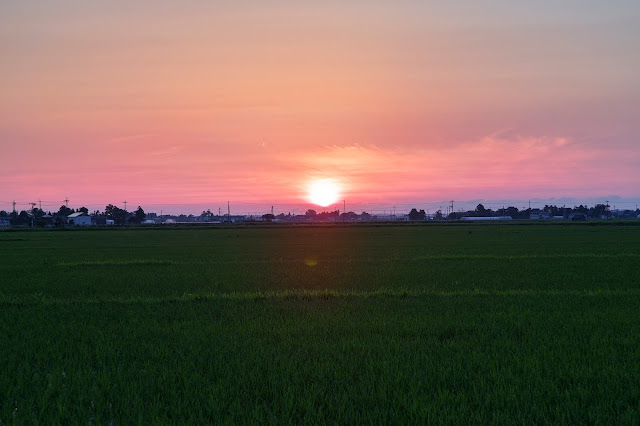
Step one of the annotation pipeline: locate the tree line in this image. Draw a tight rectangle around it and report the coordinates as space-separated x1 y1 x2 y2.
0 204 146 226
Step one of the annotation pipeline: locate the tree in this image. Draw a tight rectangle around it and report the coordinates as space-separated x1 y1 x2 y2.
590 204 608 219
131 206 146 224
16 210 30 226
475 204 487 216
505 206 519 218
305 209 317 217
199 209 213 221
408 208 426 221
105 204 128 225
58 205 73 217
262 213 275 222
29 208 44 219
78 207 89 214
435 210 443 220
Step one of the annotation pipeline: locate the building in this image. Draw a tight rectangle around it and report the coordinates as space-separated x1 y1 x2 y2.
67 212 92 226
529 209 551 220
0 218 10 227
92 216 107 225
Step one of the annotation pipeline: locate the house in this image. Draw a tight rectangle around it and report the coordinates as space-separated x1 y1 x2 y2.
92 216 107 225
67 212 92 226
0 218 10 227
529 209 551 220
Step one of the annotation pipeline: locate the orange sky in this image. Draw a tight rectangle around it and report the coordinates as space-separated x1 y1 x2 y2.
1 1 639 213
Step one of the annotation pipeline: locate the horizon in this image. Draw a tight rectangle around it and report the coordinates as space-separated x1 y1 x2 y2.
3 196 639 217
2 1 639 207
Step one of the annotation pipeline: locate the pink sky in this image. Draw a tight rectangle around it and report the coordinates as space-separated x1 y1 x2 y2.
1 1 639 213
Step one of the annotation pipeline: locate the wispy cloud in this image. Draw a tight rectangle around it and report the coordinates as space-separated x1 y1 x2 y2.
105 134 156 144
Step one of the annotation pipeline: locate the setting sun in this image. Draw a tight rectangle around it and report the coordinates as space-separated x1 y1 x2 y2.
308 179 341 207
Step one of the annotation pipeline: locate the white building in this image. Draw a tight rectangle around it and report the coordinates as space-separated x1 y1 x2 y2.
67 212 92 226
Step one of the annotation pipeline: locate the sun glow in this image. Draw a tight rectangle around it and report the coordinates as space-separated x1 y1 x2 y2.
308 179 341 207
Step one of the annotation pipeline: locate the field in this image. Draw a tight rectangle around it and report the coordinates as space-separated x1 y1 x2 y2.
2 223 640 423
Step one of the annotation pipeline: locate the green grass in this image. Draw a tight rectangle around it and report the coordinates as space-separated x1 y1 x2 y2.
1 224 640 423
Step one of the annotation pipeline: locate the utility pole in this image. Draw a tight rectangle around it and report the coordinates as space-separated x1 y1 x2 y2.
393 205 396 220
161 210 163 223
343 200 346 222
12 200 16 213
528 200 531 210
65 198 69 207
271 205 274 216
123 200 128 211
227 201 230 223
39 199 42 210
218 207 221 216
29 203 36 227
450 200 454 215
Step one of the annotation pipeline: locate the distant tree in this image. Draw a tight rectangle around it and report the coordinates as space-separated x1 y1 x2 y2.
305 209 317 217
105 204 128 225
30 208 44 219
316 210 339 221
78 207 89 214
408 208 426 221
475 204 488 216
434 210 443 220
17 210 30 226
590 204 608 218
339 211 358 221
0 210 7 217
131 206 146 224
262 213 275 222
58 205 73 217
360 211 372 220
574 205 588 214
199 209 214 221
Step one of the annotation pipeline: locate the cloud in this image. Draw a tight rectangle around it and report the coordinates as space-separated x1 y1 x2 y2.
288 134 637 201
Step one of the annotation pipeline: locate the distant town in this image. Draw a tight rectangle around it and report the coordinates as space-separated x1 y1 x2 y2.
1 202 639 228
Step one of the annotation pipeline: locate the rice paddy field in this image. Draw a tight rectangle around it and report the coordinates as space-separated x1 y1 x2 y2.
1 223 640 423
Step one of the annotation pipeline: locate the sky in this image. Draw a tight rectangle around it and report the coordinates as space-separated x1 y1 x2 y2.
1 1 639 214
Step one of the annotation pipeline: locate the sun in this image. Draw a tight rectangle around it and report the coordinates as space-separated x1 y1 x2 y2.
308 179 341 207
